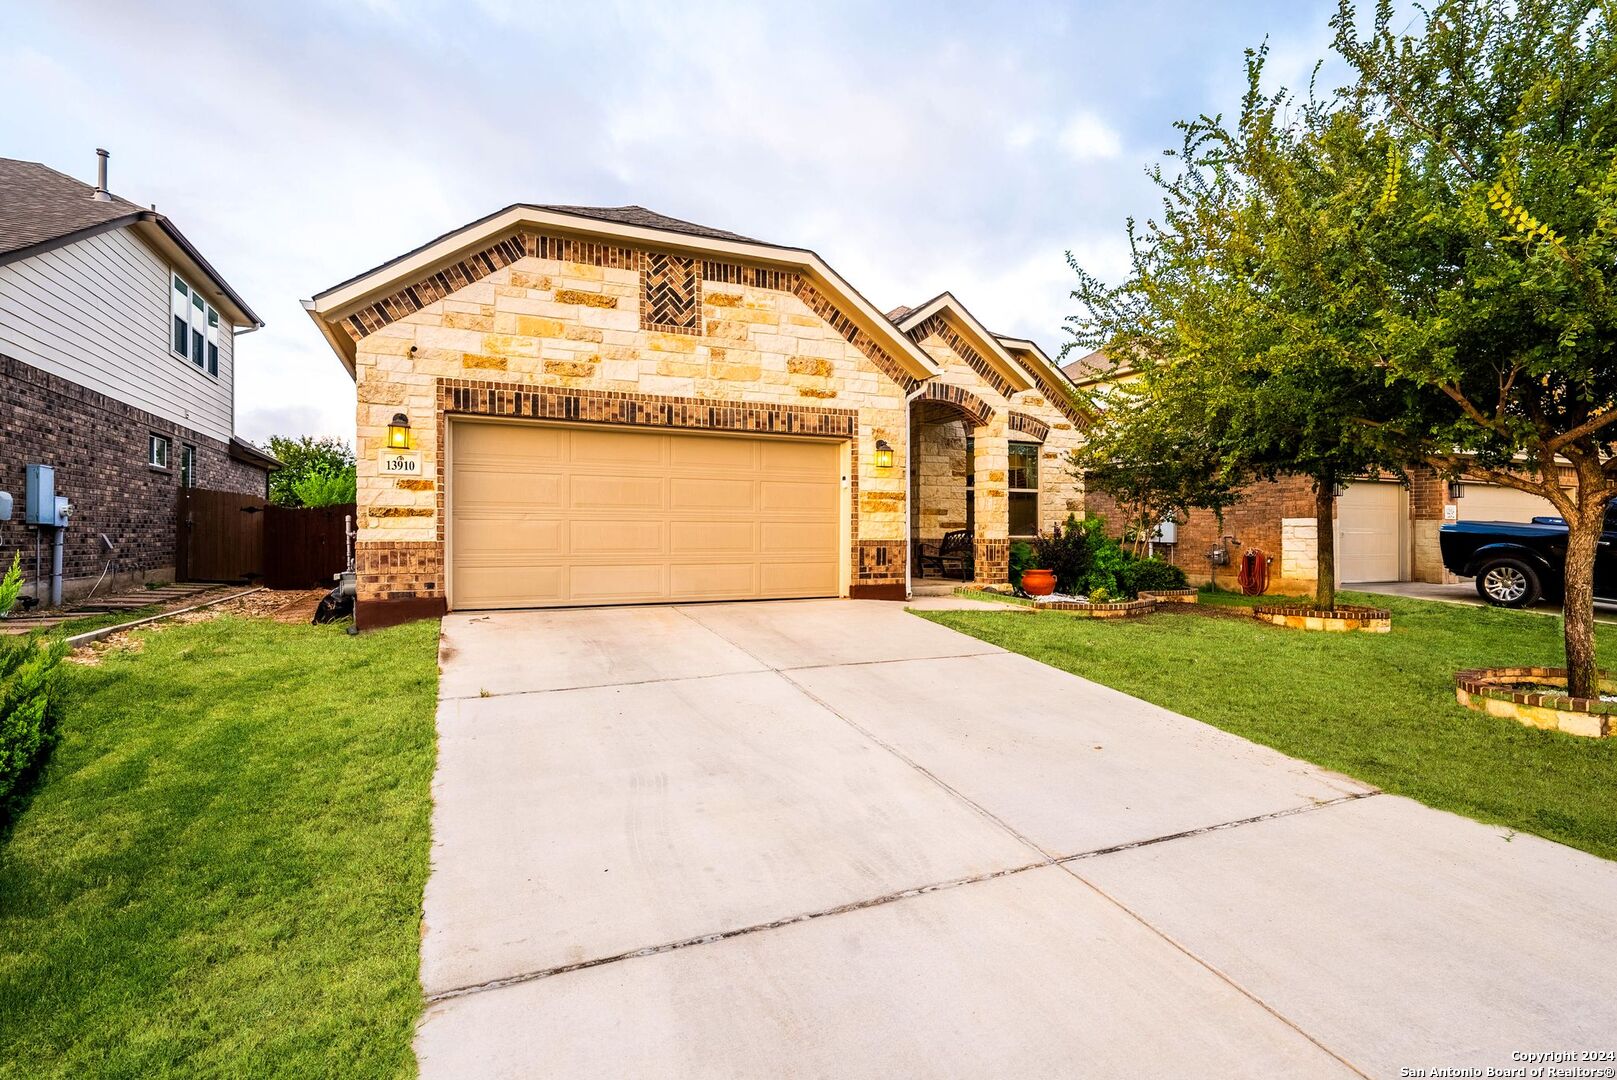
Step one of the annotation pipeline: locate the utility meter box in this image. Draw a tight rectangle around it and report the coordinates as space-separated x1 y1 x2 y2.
0 491 12 522
24 465 68 526
1152 517 1178 545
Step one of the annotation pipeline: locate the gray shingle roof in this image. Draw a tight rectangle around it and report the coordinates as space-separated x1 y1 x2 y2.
1061 348 1123 384
535 204 758 244
0 158 145 259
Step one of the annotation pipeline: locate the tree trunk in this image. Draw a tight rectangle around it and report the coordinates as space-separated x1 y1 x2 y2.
1562 506 1603 699
1315 482 1337 611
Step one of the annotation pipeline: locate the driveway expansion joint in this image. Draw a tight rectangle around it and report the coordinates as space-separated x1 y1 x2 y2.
423 792 1381 1007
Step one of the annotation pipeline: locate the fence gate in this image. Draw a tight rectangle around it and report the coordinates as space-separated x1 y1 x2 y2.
264 504 355 589
177 488 266 583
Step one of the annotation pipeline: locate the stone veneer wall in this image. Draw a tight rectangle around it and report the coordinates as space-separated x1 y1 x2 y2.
906 326 1086 587
0 352 267 599
350 243 913 612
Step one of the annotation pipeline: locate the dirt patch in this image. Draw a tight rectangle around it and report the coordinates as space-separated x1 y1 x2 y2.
66 588 335 662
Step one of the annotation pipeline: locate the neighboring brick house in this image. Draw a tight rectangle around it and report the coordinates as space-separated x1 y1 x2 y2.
1062 350 1559 589
0 153 278 601
303 205 1089 627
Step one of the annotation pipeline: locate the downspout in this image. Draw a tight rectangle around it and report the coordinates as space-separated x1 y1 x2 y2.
903 382 928 600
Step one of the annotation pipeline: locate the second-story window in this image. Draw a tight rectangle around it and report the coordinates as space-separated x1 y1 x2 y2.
171 273 220 378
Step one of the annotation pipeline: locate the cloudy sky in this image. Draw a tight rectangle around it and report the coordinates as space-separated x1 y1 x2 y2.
4 0 1342 445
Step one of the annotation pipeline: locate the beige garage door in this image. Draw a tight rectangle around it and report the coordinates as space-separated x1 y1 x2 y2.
1336 481 1405 583
1457 483 1556 523
449 421 842 609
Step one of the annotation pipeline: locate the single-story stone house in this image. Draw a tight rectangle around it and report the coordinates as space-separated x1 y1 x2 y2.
305 205 1090 628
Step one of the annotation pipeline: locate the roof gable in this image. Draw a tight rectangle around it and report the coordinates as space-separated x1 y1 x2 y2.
304 205 940 389
895 293 1036 397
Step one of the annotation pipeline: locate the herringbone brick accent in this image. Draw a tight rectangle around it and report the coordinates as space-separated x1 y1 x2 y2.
641 252 701 333
907 313 1018 399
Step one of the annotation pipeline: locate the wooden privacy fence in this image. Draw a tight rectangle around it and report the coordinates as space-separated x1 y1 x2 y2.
177 488 353 589
177 487 265 583
264 503 355 589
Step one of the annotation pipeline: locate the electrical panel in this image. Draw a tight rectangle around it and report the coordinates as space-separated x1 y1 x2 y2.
0 491 11 522
24 465 69 527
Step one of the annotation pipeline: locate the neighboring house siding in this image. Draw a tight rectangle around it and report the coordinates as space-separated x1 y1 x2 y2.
0 227 235 444
0 353 264 599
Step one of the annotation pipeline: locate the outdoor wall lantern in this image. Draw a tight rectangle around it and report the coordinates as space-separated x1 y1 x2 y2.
1448 480 1465 499
874 439 894 469
387 413 412 450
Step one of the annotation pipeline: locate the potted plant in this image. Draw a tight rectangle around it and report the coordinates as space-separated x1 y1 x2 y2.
1023 516 1093 597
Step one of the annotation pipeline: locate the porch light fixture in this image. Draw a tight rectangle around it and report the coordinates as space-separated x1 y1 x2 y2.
1448 480 1464 499
387 413 411 450
873 439 894 469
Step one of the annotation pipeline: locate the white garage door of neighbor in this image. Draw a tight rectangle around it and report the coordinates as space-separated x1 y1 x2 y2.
1337 482 1405 583
1457 483 1556 523
449 421 843 610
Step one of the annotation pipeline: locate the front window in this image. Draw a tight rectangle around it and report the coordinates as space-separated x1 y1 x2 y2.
180 443 197 487
1009 441 1039 536
171 272 220 377
149 434 171 470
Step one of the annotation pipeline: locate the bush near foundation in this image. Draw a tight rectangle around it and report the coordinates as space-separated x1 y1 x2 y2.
0 554 69 822
1025 515 1190 598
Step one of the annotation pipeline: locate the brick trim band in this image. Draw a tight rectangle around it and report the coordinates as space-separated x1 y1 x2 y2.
916 381 995 427
1008 411 1050 442
907 312 1017 400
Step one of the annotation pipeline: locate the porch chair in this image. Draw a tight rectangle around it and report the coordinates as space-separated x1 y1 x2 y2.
919 529 973 581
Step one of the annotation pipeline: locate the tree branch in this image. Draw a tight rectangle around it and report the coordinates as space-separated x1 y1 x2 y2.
1546 407 1617 453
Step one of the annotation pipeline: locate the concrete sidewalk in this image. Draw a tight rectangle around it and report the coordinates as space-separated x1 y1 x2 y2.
417 599 1617 1079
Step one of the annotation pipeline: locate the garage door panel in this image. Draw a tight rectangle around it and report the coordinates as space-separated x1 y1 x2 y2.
761 480 840 514
455 566 565 607
451 422 841 609
570 475 666 511
457 515 563 557
670 476 755 511
1458 484 1556 523
569 563 669 602
669 562 761 599
569 427 665 465
670 520 758 555
453 468 564 509
761 521 840 553
568 520 666 556
761 560 839 595
669 435 759 470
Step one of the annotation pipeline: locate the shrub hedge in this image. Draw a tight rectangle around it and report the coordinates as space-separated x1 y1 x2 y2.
1020 515 1189 598
0 555 69 822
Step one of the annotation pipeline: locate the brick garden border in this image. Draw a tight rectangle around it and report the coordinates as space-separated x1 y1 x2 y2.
1252 604 1392 633
951 588 1158 618
1454 666 1615 738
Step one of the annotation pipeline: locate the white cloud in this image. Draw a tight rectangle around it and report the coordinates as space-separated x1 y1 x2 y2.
1059 111 1123 161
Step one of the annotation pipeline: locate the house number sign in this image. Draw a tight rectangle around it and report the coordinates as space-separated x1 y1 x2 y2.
379 451 423 476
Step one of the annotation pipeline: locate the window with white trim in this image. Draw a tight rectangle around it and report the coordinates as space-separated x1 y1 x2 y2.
149 434 171 470
1008 441 1039 537
171 272 220 377
180 443 197 487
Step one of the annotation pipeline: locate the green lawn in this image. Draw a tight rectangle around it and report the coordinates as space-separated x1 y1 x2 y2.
919 591 1617 861
0 615 440 1078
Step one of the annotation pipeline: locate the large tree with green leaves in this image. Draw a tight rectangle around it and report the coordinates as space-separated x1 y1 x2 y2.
267 435 355 508
1069 48 1413 610
1331 0 1617 696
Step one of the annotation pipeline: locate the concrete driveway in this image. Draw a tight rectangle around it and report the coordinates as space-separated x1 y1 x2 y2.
418 599 1617 1079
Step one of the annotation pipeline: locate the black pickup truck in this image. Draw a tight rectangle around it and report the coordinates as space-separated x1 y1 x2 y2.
1439 504 1616 607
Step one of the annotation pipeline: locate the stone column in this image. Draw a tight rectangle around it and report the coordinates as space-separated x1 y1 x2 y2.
972 423 1010 586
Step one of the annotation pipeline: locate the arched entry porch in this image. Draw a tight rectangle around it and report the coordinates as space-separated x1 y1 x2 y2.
909 383 1008 584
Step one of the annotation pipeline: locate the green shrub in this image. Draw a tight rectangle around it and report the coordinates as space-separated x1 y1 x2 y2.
1008 541 1036 587
288 465 357 509
0 554 69 821
1122 556 1189 594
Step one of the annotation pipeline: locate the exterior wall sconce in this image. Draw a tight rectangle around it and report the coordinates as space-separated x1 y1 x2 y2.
1448 480 1464 499
873 439 894 469
387 413 412 450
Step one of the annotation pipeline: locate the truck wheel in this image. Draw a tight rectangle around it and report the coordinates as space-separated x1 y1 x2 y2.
1475 559 1541 608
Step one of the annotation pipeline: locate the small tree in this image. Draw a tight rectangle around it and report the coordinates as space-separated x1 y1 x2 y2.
1067 372 1241 558
288 465 357 509
1331 0 1617 695
267 436 355 507
1069 48 1412 610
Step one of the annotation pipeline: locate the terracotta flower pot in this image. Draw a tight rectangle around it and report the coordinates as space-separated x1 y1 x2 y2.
1021 568 1056 596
